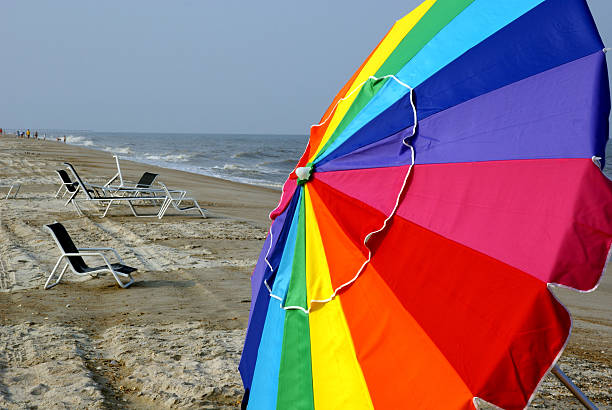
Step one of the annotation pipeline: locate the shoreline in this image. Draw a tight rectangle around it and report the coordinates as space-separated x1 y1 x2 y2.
1 135 281 224
0 135 611 408
55 130 305 190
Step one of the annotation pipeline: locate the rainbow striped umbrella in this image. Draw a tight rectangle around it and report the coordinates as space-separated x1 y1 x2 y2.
240 0 612 408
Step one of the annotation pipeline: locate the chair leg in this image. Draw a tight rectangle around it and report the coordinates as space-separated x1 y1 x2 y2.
127 200 164 218
110 270 134 288
194 200 207 218
55 186 64 198
71 199 84 216
157 198 173 219
65 190 83 215
5 184 15 200
8 184 20 199
64 194 74 207
44 257 65 289
58 263 69 281
102 200 114 218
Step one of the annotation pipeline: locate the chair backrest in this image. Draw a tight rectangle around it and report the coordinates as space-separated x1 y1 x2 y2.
56 169 77 193
63 162 94 199
136 172 158 188
45 222 88 273
113 154 125 186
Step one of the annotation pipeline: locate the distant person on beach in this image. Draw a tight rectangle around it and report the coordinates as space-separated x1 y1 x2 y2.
0 128 3 134
63 135 66 143
34 131 38 139
26 129 30 138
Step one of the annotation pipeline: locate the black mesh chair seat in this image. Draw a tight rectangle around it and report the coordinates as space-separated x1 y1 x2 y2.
82 263 137 275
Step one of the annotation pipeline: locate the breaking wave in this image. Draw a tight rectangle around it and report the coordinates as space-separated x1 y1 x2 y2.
65 135 95 147
143 153 194 162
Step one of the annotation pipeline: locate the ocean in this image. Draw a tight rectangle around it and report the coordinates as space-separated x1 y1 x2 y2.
56 131 309 188
12 129 612 185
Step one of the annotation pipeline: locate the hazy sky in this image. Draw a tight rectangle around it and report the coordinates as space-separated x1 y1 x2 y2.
2 0 611 134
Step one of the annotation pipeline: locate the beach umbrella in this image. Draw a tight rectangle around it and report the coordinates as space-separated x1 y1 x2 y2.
240 0 612 408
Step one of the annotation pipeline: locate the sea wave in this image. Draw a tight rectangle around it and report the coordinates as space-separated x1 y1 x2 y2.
218 163 267 175
103 146 132 155
205 166 284 188
144 153 194 162
66 135 95 147
231 150 270 160
259 159 297 169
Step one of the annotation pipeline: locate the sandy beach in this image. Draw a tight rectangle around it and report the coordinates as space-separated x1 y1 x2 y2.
0 136 610 409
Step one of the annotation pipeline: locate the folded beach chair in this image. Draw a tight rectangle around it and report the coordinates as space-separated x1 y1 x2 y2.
55 169 78 198
63 162 168 217
1 182 21 199
157 182 207 219
44 222 136 289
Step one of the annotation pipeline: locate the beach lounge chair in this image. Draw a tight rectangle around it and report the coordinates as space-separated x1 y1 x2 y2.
1 183 20 199
63 162 168 217
157 182 207 219
55 169 78 198
44 222 136 289
103 154 158 191
104 171 161 206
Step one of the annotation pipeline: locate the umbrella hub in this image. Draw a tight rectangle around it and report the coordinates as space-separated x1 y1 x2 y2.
296 163 314 185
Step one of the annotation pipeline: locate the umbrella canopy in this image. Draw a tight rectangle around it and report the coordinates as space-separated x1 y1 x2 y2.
240 0 612 409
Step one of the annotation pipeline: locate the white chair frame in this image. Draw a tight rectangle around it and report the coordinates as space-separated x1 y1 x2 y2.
64 162 169 218
157 182 207 219
45 247 134 289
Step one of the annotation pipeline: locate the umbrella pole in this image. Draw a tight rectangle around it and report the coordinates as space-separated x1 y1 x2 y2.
551 365 598 409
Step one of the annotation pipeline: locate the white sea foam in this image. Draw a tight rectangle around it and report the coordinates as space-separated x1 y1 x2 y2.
222 163 249 171
144 153 193 162
103 146 132 155
65 135 95 147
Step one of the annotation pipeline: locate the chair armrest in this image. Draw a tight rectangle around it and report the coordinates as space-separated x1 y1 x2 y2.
153 181 187 197
63 252 116 271
112 187 166 194
76 248 124 264
163 188 188 200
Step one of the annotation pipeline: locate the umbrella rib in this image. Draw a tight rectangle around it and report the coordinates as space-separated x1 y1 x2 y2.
264 80 418 314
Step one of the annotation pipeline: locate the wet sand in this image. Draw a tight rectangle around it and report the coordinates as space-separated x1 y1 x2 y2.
0 136 610 409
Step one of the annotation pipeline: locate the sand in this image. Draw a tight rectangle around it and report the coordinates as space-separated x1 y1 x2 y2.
0 136 610 409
